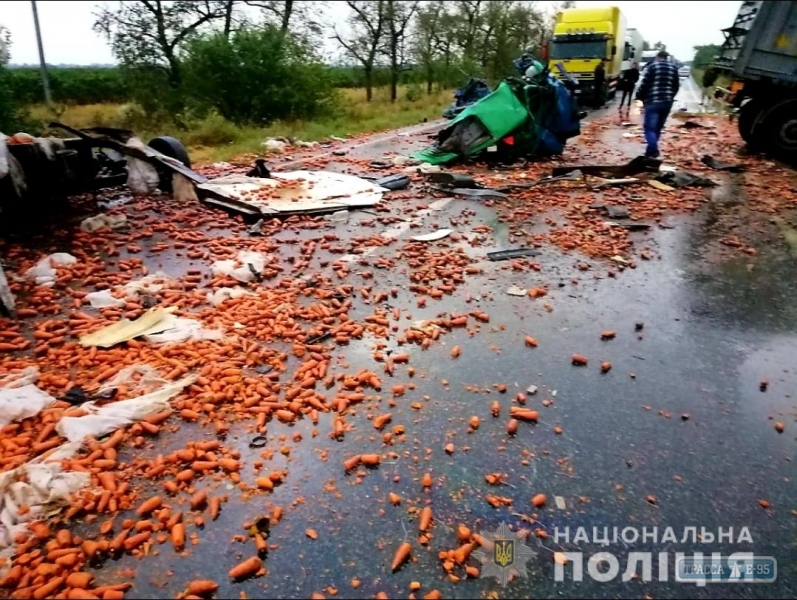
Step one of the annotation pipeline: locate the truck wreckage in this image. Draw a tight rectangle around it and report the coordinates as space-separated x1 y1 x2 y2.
0 124 391 316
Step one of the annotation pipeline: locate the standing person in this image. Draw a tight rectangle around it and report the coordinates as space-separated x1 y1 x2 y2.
618 61 640 112
593 59 607 107
701 67 719 106
635 50 679 158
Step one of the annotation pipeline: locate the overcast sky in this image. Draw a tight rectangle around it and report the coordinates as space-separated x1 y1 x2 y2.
2 0 742 66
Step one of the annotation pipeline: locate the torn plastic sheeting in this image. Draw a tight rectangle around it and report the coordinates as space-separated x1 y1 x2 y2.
79 306 174 348
211 250 270 283
142 314 224 344
86 289 126 309
207 286 252 307
173 172 199 202
198 171 385 216
411 229 453 242
55 374 197 443
121 271 175 298
126 137 160 196
0 386 56 428
80 213 128 233
0 463 90 554
98 364 168 396
24 253 78 286
0 367 53 428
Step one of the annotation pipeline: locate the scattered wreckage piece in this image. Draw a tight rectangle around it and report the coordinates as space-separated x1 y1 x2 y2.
197 171 387 217
701 154 746 172
431 186 508 200
551 156 662 178
654 171 717 188
487 248 541 261
425 172 480 189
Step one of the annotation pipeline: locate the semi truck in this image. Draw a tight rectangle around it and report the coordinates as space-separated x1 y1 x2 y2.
625 28 645 71
715 0 797 162
548 6 628 103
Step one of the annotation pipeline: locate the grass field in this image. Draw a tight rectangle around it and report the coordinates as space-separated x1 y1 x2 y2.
26 86 453 163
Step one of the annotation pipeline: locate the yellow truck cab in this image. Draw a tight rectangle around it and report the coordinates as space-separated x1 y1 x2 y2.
549 6 627 103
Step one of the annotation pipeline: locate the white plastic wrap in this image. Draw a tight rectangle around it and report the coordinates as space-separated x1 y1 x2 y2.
55 374 197 443
0 385 56 428
172 173 198 202
24 253 78 286
207 286 251 307
80 214 128 233
0 366 39 388
121 271 175 298
125 138 160 196
142 315 224 344
0 368 53 428
211 250 270 283
98 364 168 396
86 289 126 309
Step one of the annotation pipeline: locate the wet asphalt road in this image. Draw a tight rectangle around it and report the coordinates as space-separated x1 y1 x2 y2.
25 84 796 599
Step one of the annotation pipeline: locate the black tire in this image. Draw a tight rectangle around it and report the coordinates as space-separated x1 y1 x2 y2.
737 98 768 148
147 136 191 168
147 136 190 193
761 98 797 164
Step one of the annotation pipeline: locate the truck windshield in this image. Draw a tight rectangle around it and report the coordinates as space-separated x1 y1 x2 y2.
551 40 607 60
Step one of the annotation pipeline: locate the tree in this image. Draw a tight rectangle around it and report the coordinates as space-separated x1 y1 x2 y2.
333 1 387 102
412 1 445 94
642 40 651 51
0 25 21 133
653 40 666 52
243 1 327 37
693 44 720 68
94 1 228 90
383 0 419 102
182 25 337 124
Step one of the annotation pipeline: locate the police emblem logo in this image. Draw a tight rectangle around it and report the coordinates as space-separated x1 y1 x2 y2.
473 522 536 587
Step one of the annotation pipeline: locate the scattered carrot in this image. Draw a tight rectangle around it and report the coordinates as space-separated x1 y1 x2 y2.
187 581 219 596
531 494 547 508
391 542 412 571
572 354 588 366
136 496 163 516
419 507 432 532
229 556 262 580
306 528 318 540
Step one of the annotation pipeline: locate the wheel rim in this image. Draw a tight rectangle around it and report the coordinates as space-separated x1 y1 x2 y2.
776 115 797 152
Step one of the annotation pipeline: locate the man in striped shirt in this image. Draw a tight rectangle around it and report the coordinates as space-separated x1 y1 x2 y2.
636 51 680 158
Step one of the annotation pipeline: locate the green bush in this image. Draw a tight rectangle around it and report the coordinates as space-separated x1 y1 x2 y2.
405 83 423 102
182 111 243 147
181 27 339 126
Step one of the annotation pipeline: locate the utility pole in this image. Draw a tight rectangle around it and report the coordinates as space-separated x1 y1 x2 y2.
31 0 53 108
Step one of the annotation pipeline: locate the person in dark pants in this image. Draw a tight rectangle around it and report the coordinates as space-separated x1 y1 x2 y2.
618 61 640 112
701 67 719 106
636 50 679 158
593 59 607 107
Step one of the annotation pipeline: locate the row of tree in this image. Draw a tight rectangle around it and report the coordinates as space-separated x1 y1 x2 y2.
2 1 568 129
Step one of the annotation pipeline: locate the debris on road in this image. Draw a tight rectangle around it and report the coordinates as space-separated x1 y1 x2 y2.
701 154 745 172
487 248 540 261
411 229 453 242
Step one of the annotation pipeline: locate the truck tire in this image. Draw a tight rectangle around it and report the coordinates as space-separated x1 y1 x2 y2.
761 98 797 164
147 136 191 193
737 98 769 149
738 99 764 148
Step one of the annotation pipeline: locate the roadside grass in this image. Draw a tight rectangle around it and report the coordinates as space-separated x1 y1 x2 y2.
25 86 452 164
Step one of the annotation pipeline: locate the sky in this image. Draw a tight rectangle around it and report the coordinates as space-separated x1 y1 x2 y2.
1 0 743 66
